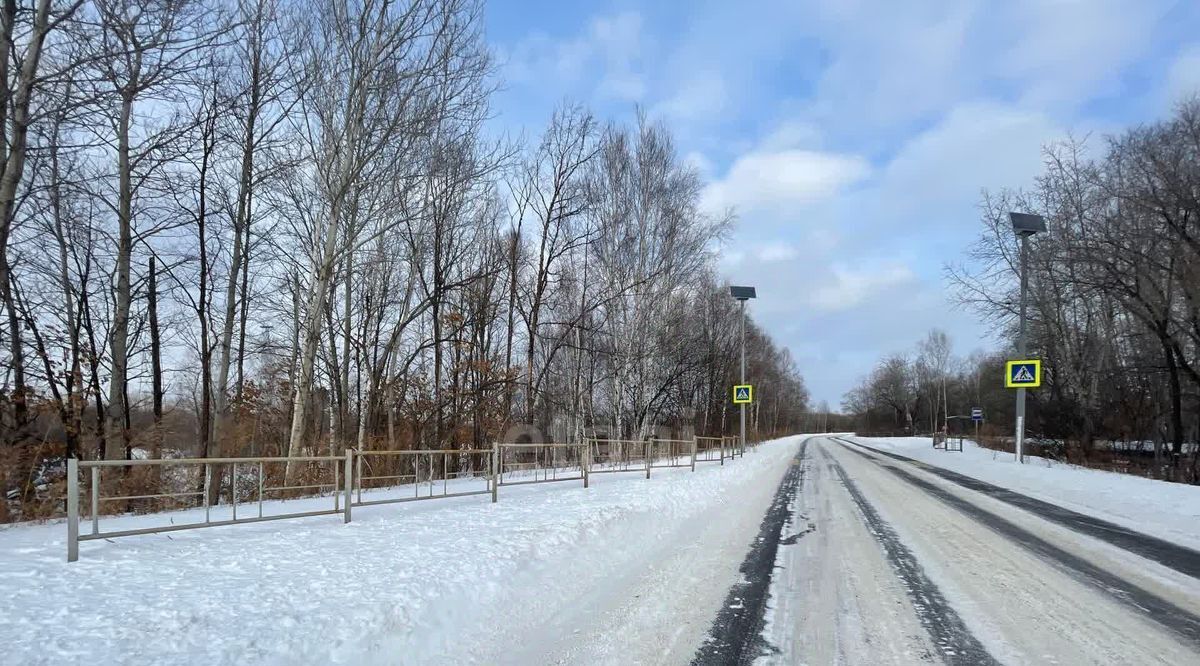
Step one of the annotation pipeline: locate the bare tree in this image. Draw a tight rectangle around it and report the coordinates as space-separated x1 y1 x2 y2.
0 0 86 439
283 0 489 473
91 0 228 459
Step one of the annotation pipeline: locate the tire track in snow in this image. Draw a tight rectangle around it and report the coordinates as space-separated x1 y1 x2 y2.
821 443 999 666
691 438 809 666
838 441 1200 650
834 436 1200 581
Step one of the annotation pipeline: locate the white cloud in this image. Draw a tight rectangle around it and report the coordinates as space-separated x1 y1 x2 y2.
1166 44 1200 104
876 102 1062 220
998 0 1170 107
702 149 870 214
808 264 916 313
793 1 976 138
760 121 823 151
591 12 646 101
783 0 1172 144
502 11 646 103
757 242 799 262
682 150 715 177
650 73 727 127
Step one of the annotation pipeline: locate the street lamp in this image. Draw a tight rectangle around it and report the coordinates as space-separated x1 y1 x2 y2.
1009 212 1046 464
730 285 756 455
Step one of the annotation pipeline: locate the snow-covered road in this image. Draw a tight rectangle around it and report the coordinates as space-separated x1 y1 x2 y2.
753 436 1200 665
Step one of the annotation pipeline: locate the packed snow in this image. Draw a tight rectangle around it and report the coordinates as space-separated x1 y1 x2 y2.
0 438 800 665
816 438 1200 665
846 435 1200 551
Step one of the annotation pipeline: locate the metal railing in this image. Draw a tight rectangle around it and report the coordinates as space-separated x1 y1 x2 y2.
67 454 351 562
67 434 745 561
352 448 493 508
586 438 654 478
493 442 588 500
649 438 698 471
695 436 739 464
730 436 746 458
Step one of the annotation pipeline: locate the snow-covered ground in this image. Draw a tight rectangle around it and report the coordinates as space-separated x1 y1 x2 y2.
847 435 1200 551
0 438 800 666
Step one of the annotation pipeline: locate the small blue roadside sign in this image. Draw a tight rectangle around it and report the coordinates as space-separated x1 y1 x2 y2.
971 408 983 423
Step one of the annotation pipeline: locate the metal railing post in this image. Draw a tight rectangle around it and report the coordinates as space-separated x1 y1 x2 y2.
356 451 363 504
67 458 79 563
90 466 99 535
204 463 212 523
645 439 652 479
258 462 264 519
491 442 499 503
344 449 353 524
232 462 238 522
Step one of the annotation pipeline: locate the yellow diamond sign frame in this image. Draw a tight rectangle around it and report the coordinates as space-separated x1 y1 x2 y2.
733 384 753 404
1005 360 1041 388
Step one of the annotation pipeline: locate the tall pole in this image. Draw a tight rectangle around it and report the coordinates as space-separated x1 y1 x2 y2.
1015 234 1029 464
740 299 747 455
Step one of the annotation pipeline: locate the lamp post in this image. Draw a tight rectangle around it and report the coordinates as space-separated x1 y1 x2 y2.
730 285 756 455
1009 212 1046 464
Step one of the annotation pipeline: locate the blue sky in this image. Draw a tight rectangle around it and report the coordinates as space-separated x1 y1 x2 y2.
483 0 1200 407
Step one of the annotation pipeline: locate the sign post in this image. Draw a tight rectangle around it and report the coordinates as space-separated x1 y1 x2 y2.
730 286 756 455
1005 359 1041 461
971 407 983 443
1010 212 1046 464
733 384 753 456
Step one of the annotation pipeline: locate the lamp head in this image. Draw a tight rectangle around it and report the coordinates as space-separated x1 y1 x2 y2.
729 285 756 301
1009 212 1047 237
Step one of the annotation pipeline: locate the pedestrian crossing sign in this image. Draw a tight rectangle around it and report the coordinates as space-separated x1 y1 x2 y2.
733 384 753 404
1005 360 1041 388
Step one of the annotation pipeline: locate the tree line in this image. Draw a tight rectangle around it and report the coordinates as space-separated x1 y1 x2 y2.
0 0 809 519
846 97 1200 484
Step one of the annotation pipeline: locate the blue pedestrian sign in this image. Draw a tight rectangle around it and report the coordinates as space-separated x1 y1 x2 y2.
971 408 983 423
733 384 753 404
1005 360 1041 388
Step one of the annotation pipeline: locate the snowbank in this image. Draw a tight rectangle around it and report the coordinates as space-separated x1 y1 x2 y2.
846 436 1200 551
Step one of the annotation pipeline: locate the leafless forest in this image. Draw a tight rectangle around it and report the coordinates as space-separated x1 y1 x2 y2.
0 0 810 520
845 99 1200 484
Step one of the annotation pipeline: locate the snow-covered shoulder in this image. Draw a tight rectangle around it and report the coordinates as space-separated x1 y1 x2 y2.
847 436 1200 551
0 437 802 665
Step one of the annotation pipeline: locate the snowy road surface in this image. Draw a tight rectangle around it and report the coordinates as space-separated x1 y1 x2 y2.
3 434 1199 665
751 437 1200 665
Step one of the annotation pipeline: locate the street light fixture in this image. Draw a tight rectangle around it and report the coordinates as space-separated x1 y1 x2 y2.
1009 212 1045 464
730 285 756 455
